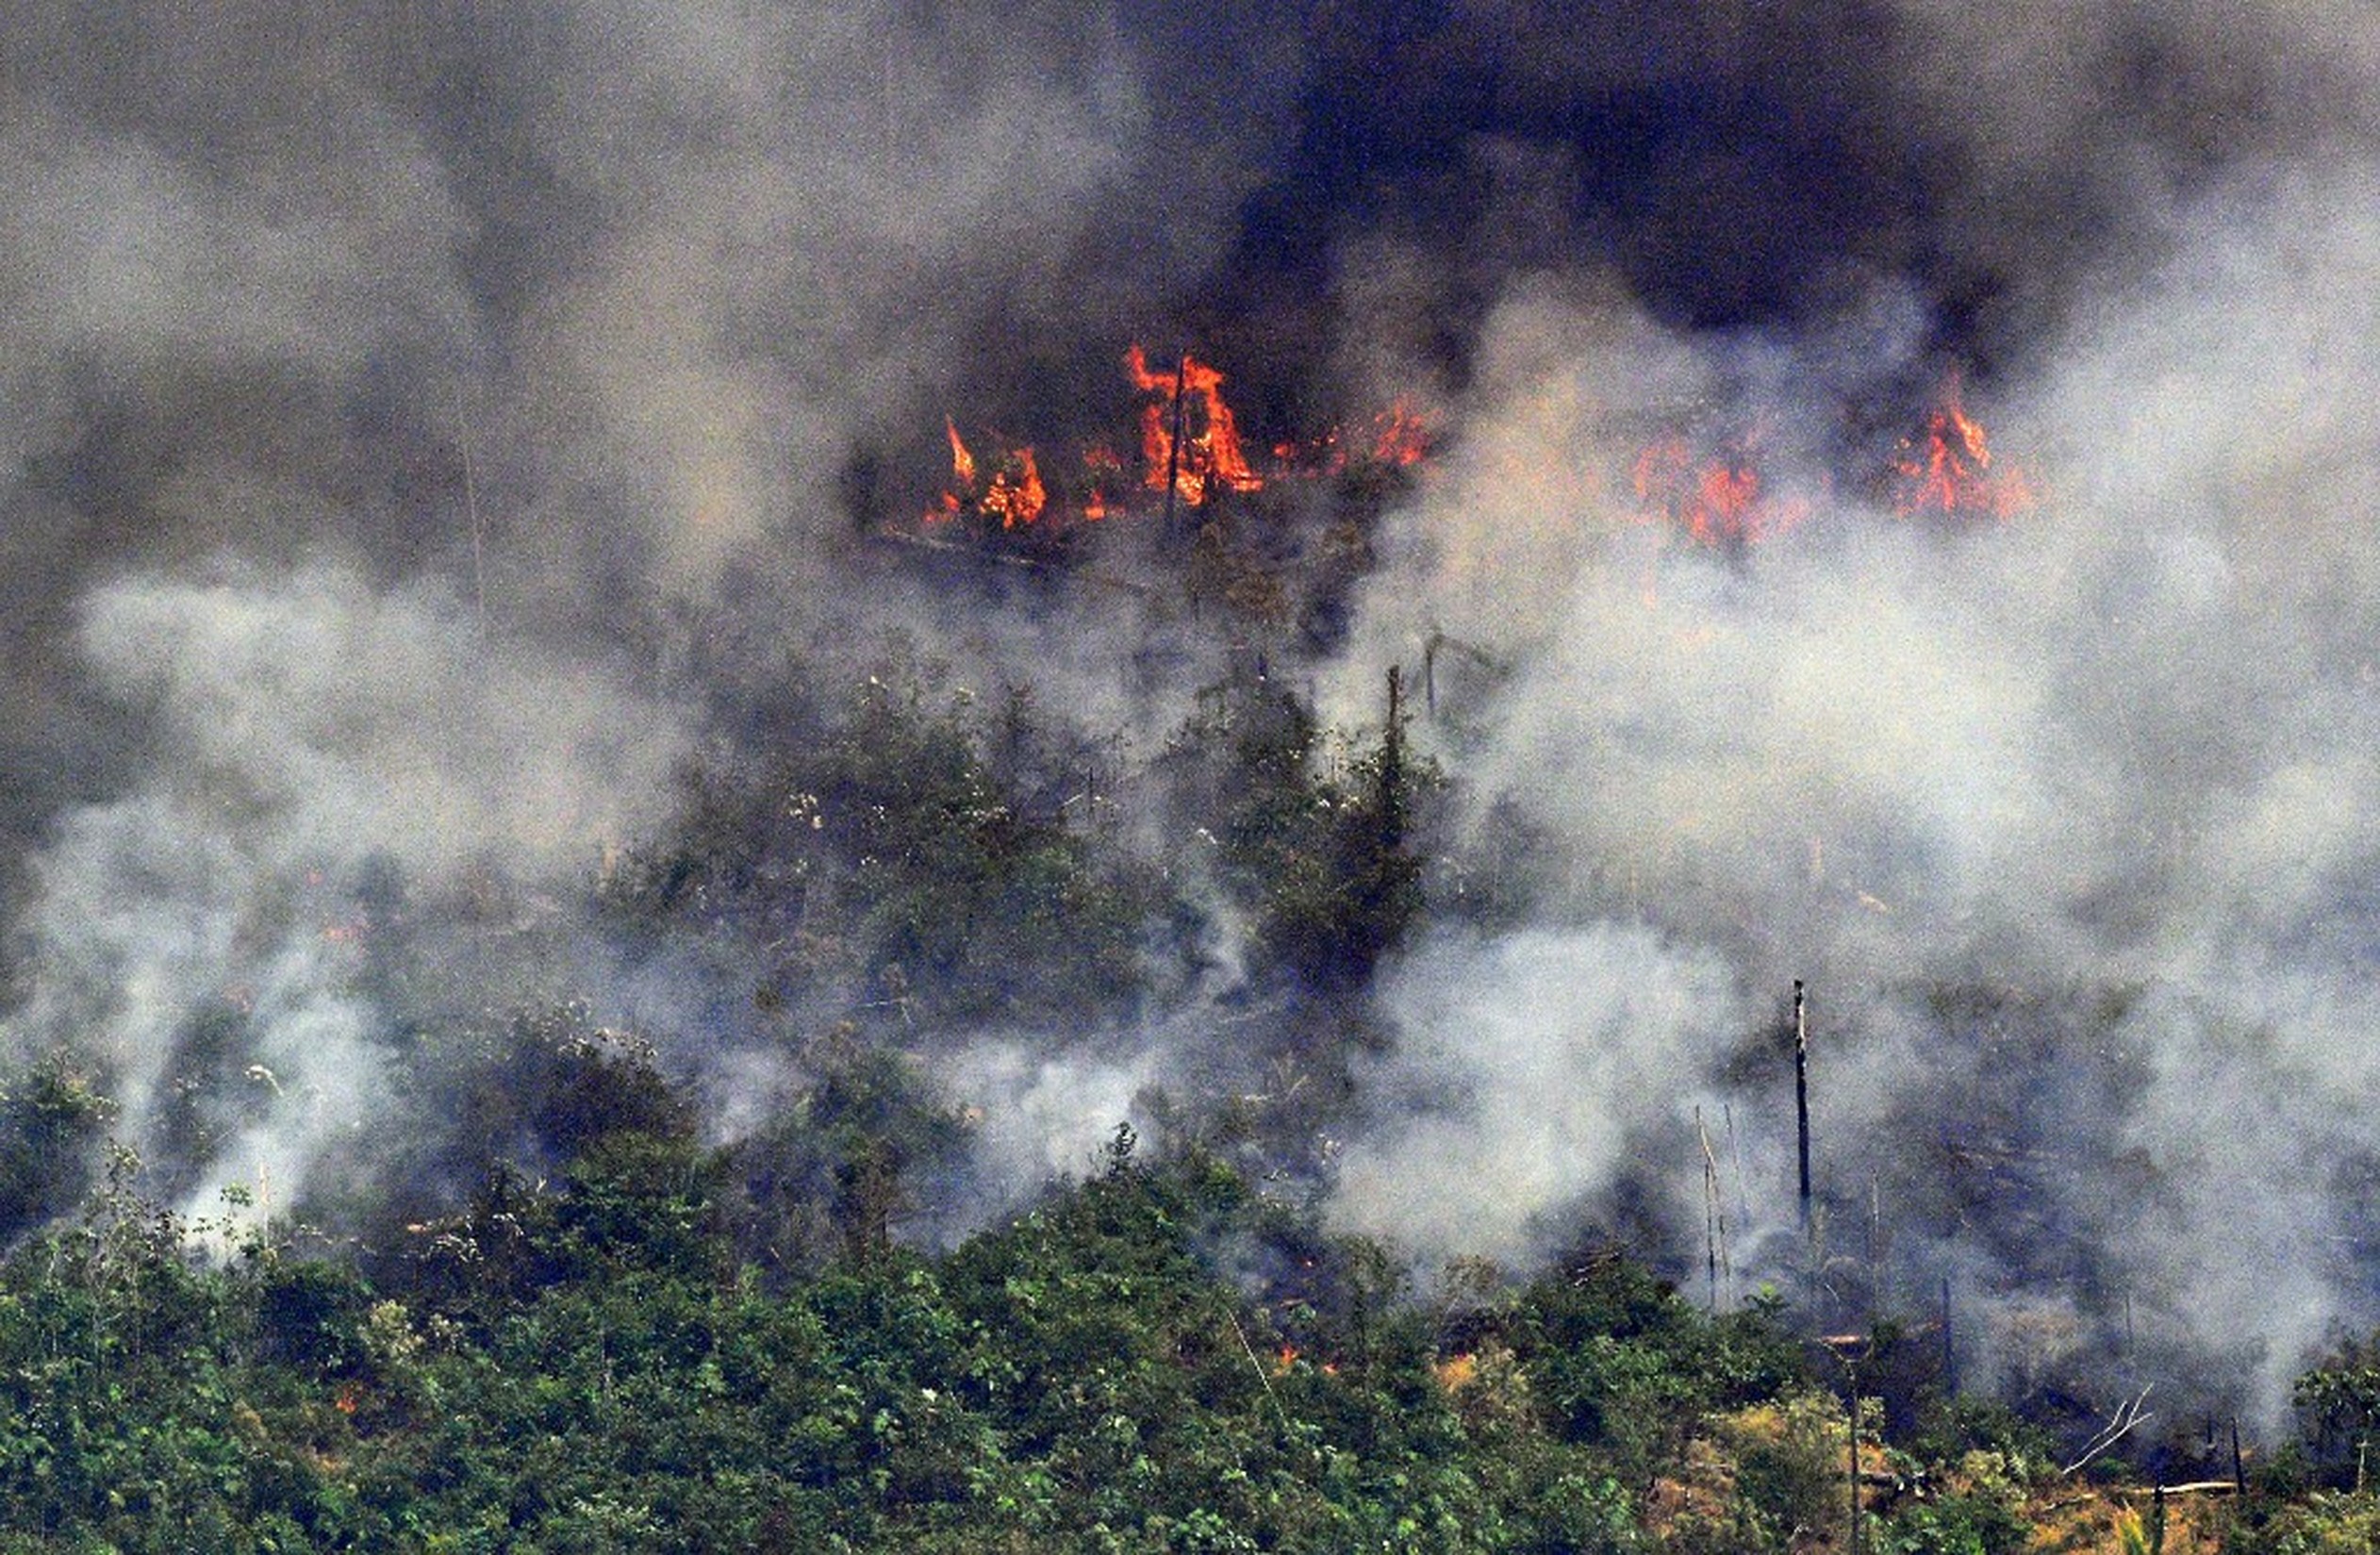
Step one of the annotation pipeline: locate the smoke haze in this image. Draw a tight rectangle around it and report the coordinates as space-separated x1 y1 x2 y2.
6 0 2380 1424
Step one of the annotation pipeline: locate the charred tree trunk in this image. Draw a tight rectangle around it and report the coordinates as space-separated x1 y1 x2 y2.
1796 980 1813 1235
1163 354 1189 543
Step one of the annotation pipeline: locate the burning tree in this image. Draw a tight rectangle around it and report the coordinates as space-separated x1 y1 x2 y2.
1126 345 1265 510
1891 376 2037 520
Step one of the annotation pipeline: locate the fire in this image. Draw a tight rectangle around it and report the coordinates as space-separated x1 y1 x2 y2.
928 422 1050 530
1631 431 1810 547
921 346 1432 536
1892 376 2035 519
1628 377 2036 555
944 417 975 489
1268 401 1433 475
981 446 1046 530
1369 400 1430 467
1126 345 1264 505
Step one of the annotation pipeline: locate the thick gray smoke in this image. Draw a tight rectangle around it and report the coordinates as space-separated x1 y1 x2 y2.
6 0 2379 1426
1320 154 2380 1415
0 0 1256 1212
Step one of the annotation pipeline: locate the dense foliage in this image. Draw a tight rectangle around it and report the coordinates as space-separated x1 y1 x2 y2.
0 1107 1998 1554
0 1060 2341 1551
5 659 2372 1548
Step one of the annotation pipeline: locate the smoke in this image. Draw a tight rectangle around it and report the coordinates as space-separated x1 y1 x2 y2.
945 1039 1161 1191
0 0 1246 1217
1330 926 1746 1269
8 564 688 1220
1319 127 2380 1418
7 0 2380 1427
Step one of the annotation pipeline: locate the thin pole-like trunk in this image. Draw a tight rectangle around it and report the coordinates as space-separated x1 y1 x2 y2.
1163 355 1189 541
1795 981 1812 1235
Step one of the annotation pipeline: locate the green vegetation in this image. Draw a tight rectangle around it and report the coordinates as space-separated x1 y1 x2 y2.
601 662 1176 1033
0 1076 2313 1551
4 658 2372 1548
30 1102 2372 1552
0 1110 1909 1552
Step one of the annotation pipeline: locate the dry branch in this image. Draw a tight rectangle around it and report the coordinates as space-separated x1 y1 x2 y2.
2061 1386 2156 1477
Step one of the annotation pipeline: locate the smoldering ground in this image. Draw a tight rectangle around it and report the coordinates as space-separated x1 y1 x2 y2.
5 0 2380 1428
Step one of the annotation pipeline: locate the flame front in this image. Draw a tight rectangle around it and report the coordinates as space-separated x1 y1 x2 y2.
1631 431 1810 546
1628 380 2036 554
920 344 1431 537
1127 345 1264 505
1892 377 2036 519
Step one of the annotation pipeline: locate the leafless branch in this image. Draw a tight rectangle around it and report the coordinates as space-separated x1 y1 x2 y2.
2061 1385 2156 1477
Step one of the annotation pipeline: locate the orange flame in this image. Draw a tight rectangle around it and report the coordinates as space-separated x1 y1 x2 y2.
1370 400 1431 467
927 419 976 523
922 348 1430 535
1892 377 2035 519
1632 432 1810 546
982 446 1046 529
929 422 1050 528
1267 401 1432 476
1127 345 1264 505
945 416 976 489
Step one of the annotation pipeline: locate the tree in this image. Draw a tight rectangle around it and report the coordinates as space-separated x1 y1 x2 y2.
0 1050 115 1240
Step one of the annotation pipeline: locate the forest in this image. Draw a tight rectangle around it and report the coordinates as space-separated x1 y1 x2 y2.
3 648 2380 1553
10 0 2380 1548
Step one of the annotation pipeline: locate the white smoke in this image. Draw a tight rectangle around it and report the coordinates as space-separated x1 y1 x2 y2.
1318 154 2380 1414
947 1038 1162 1186
6 563 690 1221
1330 925 1746 1269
